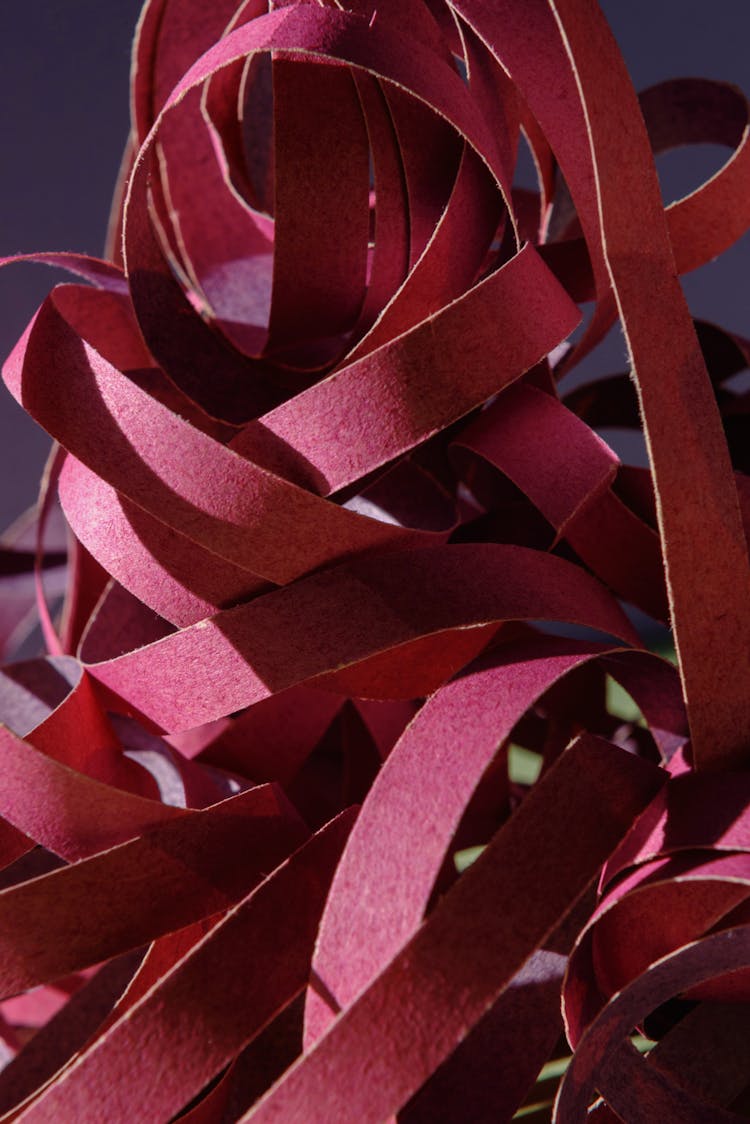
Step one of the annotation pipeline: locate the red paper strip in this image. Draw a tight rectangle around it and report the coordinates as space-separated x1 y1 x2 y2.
0 2 747 1116
0 952 144 1117
233 242 578 494
10 812 353 1124
306 636 619 1044
555 926 750 1122
452 0 750 769
0 783 304 997
242 735 662 1122
267 60 369 354
89 544 638 730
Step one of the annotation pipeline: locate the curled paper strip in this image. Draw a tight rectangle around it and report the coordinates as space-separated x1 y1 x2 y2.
0 0 748 1119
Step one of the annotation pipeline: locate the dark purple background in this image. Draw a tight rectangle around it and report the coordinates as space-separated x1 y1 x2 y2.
0 1 748 527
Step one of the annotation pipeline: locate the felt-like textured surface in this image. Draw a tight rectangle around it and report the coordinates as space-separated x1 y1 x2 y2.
0 1 748 1119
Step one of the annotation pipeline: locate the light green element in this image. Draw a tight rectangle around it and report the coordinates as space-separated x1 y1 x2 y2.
453 845 485 873
606 675 646 725
508 743 543 786
536 1055 572 1082
652 642 677 665
512 1037 654 1119
512 1099 554 1119
607 642 676 725
454 745 545 872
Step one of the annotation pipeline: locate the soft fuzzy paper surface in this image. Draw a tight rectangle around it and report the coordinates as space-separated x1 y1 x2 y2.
0 1 748 1119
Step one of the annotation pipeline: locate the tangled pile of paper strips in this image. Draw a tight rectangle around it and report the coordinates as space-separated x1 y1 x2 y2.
0 1 749 1119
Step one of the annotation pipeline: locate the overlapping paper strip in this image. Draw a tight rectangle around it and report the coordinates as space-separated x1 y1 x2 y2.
0 0 749 1119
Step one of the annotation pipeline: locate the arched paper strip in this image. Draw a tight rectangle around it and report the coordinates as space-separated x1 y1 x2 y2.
97 917 222 1035
449 0 750 770
0 657 74 744
76 579 176 665
17 654 153 780
0 649 266 864
330 142 506 366
204 51 272 221
240 735 662 1122
0 717 220 859
87 544 638 730
349 72 411 336
380 85 463 271
58 457 270 628
8 297 424 583
132 5 513 247
555 926 750 1122
640 77 750 276
604 1000 750 1121
0 654 159 797
131 0 242 143
32 448 68 658
565 851 750 1048
400 896 595 1123
306 636 623 1044
0 566 66 665
603 771 750 886
120 3 518 416
459 15 519 196
587 1037 742 1123
231 242 578 494
59 457 457 632
155 87 273 356
306 646 684 1052
565 484 668 623
540 77 750 300
126 165 282 421
589 854 750 1004
46 284 152 372
452 382 619 542
266 60 370 355
111 712 233 809
598 650 688 763
546 0 750 770
0 254 126 294
170 997 305 1124
449 0 608 297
